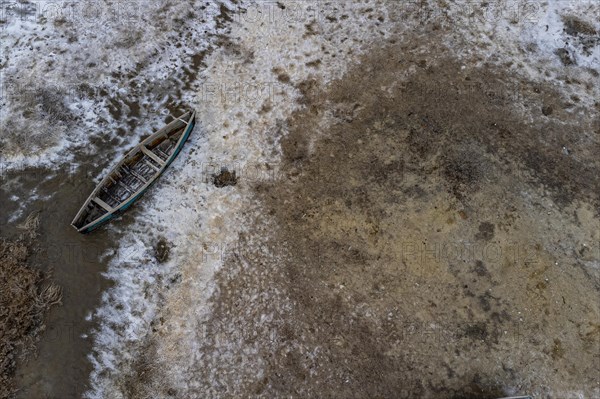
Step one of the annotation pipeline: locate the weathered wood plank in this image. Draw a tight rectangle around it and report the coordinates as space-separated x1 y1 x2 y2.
141 145 165 166
92 197 114 212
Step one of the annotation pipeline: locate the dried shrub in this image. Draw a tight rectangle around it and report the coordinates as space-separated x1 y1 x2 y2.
0 213 62 398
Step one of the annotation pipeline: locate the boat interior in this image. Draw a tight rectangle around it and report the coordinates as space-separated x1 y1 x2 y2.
72 116 190 230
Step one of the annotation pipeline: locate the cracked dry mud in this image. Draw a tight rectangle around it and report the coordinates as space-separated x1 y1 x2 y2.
196 41 600 398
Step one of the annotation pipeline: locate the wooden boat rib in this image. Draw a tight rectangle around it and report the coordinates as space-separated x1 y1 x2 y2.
71 110 196 233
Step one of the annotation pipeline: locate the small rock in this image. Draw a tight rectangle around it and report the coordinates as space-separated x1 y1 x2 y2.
213 168 238 188
475 221 495 241
155 237 171 263
542 105 553 116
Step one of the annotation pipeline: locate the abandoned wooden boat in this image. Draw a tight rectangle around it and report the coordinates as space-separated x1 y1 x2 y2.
71 110 196 233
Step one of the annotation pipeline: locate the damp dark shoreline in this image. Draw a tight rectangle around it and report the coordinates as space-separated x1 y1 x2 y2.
0 163 122 399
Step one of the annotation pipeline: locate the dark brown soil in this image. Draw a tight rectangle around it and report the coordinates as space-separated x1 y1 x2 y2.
202 38 600 398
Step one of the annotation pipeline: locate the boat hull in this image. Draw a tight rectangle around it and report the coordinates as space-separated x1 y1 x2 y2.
74 114 196 233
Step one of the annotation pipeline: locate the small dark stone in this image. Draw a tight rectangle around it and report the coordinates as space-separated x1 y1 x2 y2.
478 295 492 312
475 222 495 241
213 168 238 188
463 322 488 340
273 67 291 83
473 260 489 277
155 237 171 263
542 105 553 116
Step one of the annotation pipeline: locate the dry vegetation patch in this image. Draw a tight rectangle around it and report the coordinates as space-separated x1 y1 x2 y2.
0 214 62 399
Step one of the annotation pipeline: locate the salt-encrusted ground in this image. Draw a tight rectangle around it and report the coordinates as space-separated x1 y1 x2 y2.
85 1 599 398
1 0 598 398
84 1 402 397
1 0 236 166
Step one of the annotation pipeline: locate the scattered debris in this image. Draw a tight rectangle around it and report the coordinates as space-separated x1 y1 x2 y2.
213 168 237 188
542 105 553 116
562 16 598 37
154 237 171 263
16 211 40 232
